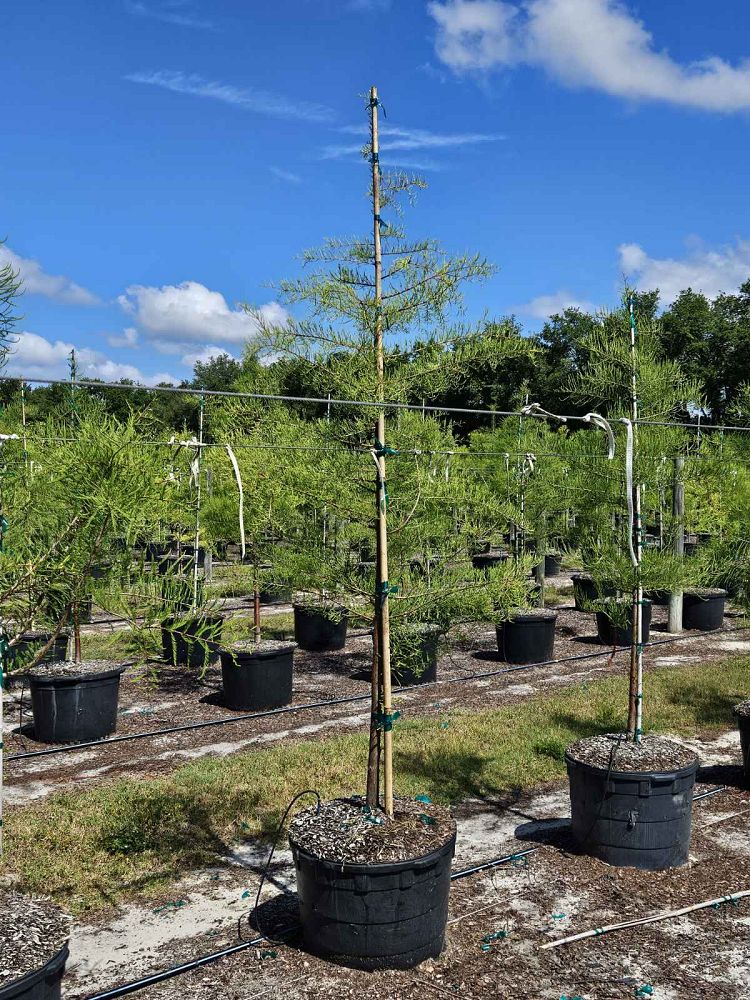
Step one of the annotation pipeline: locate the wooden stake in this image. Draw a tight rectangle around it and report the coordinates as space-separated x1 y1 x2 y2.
626 296 643 742
369 85 395 818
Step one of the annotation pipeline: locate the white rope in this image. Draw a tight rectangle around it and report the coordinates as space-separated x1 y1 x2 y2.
581 413 616 460
621 418 638 568
225 444 246 561
521 402 568 424
0 434 20 442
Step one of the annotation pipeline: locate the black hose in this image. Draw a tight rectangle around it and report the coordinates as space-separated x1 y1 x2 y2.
9 623 750 765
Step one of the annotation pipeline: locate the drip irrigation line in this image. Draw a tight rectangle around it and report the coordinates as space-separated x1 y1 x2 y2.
82 782 729 1000
8 621 750 765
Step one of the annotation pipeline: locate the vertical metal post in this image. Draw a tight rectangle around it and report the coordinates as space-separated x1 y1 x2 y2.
192 396 205 610
668 458 684 634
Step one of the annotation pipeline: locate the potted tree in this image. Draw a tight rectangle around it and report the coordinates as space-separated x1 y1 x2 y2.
245 88 530 968
561 293 704 869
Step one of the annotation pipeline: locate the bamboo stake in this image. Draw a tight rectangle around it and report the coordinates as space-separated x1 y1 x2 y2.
369 85 395 817
627 295 643 742
541 889 750 950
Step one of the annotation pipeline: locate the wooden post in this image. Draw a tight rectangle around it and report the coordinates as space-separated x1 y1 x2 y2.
534 514 547 609
668 458 684 634
367 85 395 817
626 297 644 743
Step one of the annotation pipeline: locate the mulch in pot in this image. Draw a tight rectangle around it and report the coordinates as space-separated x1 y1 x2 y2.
566 732 698 772
27 659 123 680
0 891 70 990
289 796 455 866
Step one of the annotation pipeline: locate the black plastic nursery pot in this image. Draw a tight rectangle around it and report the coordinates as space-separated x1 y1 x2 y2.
161 615 223 668
289 833 456 970
544 552 562 577
29 664 126 744
220 643 295 710
570 573 615 612
391 625 440 686
293 604 348 652
566 752 698 870
0 943 69 1000
645 589 670 606
682 588 727 631
471 550 508 573
596 600 652 647
496 610 557 664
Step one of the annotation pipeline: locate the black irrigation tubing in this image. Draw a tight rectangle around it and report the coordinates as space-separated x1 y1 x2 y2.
83 784 731 1000
8 622 750 766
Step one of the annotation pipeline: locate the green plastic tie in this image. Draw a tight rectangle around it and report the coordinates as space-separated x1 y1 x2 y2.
414 794 432 804
153 899 187 914
418 813 435 826
375 439 398 457
482 930 508 942
372 709 401 732
260 950 277 960
634 987 654 998
376 580 398 607
551 913 566 920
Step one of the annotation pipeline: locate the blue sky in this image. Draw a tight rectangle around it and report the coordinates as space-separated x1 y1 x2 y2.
3 0 750 384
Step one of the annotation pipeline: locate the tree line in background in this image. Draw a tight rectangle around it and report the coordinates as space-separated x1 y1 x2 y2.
2 280 749 436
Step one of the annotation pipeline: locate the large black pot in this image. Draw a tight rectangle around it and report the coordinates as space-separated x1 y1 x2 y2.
571 573 616 612
596 600 652 646
391 625 440 686
682 588 727 631
566 752 698 870
544 552 562 577
289 833 455 970
0 943 69 1000
472 551 508 574
293 604 348 652
29 665 126 744
161 615 223 668
496 610 556 664
645 589 670 607
220 643 295 710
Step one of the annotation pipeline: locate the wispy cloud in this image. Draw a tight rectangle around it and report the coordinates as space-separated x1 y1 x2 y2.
321 124 504 159
270 166 302 184
514 291 597 319
126 70 336 123
124 0 217 30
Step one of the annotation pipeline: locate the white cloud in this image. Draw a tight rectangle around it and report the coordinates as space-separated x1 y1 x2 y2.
270 166 302 184
323 124 504 159
514 290 597 318
181 345 235 368
127 70 335 123
0 246 99 306
107 327 139 348
5 332 177 385
118 280 287 346
619 239 750 304
428 0 750 113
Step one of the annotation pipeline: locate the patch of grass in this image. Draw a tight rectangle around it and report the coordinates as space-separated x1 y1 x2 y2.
4 655 749 914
